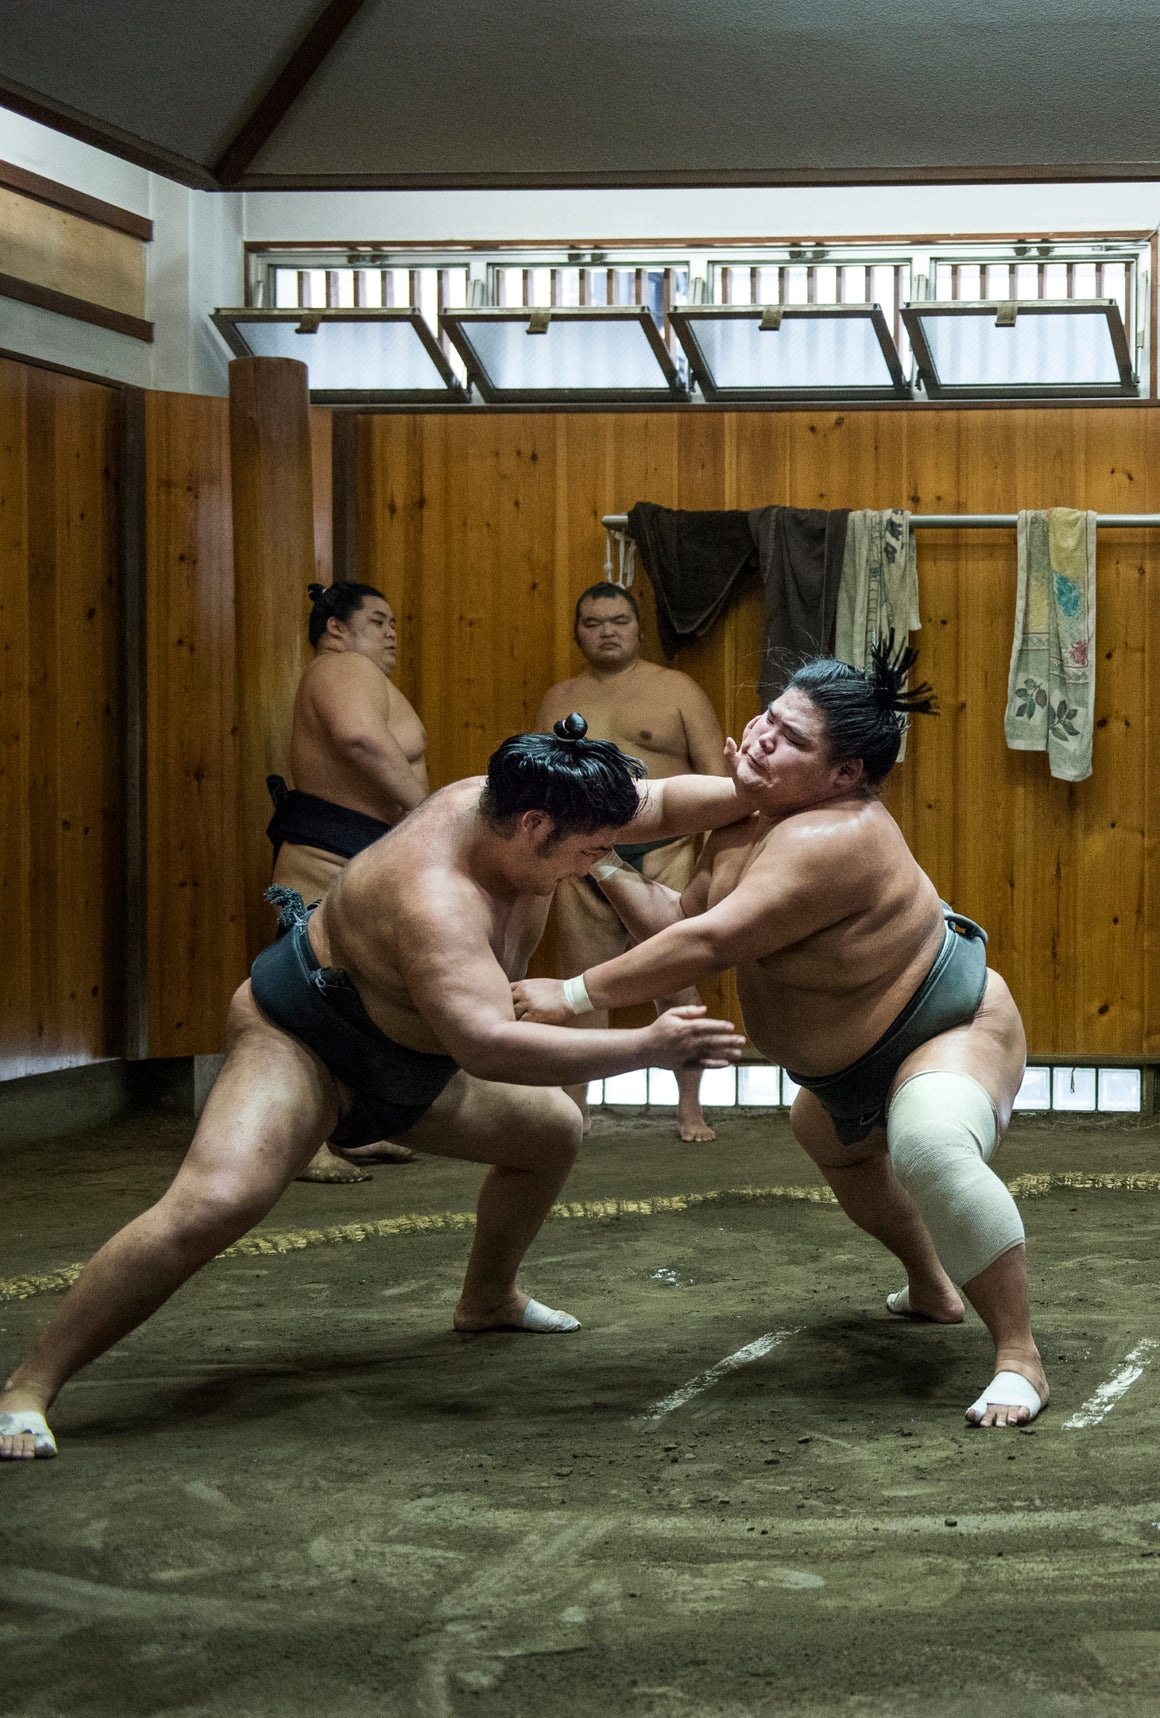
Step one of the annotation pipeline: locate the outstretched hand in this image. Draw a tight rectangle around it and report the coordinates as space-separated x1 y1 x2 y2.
649 1004 745 1070
724 734 763 810
512 977 572 1026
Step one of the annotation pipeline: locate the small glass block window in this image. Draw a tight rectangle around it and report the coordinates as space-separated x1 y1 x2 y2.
699 1067 738 1106
738 1064 782 1105
603 1069 649 1105
1052 1067 1098 1111
1013 1067 1051 1111
1097 1068 1142 1112
647 1068 680 1107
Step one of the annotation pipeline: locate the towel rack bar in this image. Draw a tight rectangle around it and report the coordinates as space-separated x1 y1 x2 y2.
602 512 1160 531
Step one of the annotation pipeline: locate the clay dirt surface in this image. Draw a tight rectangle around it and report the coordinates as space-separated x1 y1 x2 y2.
2 1101 1159 1717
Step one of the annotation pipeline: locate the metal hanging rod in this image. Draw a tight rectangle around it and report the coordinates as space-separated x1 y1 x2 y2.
602 512 1160 531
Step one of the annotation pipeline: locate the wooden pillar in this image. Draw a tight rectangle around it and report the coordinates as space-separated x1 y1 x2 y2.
229 356 314 961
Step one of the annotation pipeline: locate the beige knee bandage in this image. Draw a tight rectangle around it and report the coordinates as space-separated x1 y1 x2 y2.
886 1070 1024 1287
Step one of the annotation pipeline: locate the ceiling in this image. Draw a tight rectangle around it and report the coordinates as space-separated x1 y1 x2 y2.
2 0 1160 193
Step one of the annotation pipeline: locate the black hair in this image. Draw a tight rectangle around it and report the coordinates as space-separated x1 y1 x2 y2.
307 581 388 649
481 715 645 842
786 633 938 787
573 582 640 635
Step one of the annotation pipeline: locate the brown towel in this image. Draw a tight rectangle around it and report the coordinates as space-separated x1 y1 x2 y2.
750 506 850 704
627 502 758 658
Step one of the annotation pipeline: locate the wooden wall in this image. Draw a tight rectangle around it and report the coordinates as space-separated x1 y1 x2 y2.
0 356 125 1077
358 408 1160 1062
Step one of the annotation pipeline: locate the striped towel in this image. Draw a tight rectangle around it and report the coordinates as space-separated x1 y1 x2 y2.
1004 509 1096 782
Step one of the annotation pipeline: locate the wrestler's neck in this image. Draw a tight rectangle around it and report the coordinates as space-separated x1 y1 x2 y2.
315 637 394 681
582 654 645 686
762 782 876 825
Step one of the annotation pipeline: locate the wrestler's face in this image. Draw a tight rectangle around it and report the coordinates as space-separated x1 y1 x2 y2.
524 821 622 893
735 688 860 808
575 597 640 669
334 598 398 676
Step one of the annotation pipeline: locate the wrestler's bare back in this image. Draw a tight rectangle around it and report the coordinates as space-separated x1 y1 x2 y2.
692 798 947 1075
308 781 551 1058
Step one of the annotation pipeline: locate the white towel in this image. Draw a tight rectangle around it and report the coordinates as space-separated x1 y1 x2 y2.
1004 509 1096 782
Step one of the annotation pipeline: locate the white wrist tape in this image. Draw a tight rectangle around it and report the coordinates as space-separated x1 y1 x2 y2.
589 856 622 882
562 973 595 1015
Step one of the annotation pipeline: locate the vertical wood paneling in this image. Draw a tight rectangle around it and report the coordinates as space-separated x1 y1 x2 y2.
144 390 245 1055
358 405 1160 1061
0 357 123 1077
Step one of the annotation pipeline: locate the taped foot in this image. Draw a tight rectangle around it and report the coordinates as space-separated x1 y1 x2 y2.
0 1410 57 1460
886 1285 964 1323
965 1370 1044 1428
521 1298 580 1333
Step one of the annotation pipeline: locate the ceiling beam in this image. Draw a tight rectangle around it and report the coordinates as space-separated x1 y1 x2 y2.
213 0 373 188
0 74 218 191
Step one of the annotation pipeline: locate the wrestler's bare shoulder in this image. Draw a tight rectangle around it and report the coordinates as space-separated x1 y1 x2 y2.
300 649 390 703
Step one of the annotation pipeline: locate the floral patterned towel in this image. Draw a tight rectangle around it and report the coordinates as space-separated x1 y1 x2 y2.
1004 508 1096 782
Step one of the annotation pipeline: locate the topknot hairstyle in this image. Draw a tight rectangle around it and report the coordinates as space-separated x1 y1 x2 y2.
785 632 938 787
481 727 645 843
306 581 388 648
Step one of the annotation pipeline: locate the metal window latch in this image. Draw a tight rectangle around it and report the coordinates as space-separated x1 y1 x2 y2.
526 309 551 334
295 314 322 334
759 306 783 331
995 302 1018 328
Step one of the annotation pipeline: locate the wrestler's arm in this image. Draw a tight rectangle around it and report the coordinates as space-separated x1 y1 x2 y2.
312 655 428 812
620 740 756 840
676 675 730 777
512 826 831 1022
395 882 743 1085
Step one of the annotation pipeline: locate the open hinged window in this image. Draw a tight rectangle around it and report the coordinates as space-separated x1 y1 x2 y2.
210 308 467 403
669 304 910 401
902 299 1138 399
438 307 687 403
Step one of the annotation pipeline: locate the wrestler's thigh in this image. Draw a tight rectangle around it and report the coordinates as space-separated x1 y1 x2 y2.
171 981 342 1204
271 841 346 905
403 1071 581 1172
890 969 1028 1131
789 1086 887 1169
555 875 629 973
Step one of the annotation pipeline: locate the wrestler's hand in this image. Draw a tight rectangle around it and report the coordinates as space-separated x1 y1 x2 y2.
648 1004 746 1070
723 733 764 811
511 977 572 1026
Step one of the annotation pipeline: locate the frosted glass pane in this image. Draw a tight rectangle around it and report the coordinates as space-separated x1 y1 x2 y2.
461 318 671 391
691 314 893 390
232 319 451 392
648 1067 680 1106
781 1071 802 1105
1098 1068 1141 1112
586 1080 604 1106
1052 1067 1097 1111
1013 1066 1051 1110
604 1069 649 1104
699 1066 737 1106
738 1064 781 1104
920 310 1121 387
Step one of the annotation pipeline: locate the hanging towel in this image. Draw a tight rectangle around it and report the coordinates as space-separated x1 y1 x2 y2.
835 510 921 757
1004 508 1096 782
750 506 849 705
626 503 758 658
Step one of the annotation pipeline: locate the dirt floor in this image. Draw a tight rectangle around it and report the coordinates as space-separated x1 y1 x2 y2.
2 1099 1160 1718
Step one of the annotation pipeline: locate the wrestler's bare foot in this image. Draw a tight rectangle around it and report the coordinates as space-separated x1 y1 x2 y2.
886 1275 965 1323
966 1346 1049 1428
453 1290 579 1333
678 1105 716 1143
338 1140 416 1165
0 1383 56 1460
295 1144 371 1184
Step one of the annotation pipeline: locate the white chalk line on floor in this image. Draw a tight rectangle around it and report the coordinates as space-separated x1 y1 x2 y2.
637 1328 803 1422
1063 1338 1158 1429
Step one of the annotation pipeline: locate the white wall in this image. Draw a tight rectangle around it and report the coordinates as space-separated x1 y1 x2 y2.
240 182 1160 246
0 109 241 395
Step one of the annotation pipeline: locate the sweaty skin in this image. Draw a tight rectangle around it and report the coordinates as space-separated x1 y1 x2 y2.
514 690 1047 1430
536 591 728 1141
0 768 752 1460
274 594 429 1178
